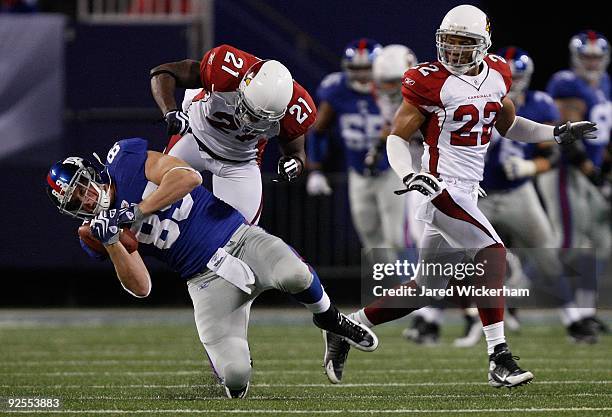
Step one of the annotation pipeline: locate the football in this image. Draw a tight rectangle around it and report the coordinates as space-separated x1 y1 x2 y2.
77 223 139 255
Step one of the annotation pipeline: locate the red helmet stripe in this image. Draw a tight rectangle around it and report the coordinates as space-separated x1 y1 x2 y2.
504 47 517 60
587 30 598 41
47 173 63 194
358 38 367 52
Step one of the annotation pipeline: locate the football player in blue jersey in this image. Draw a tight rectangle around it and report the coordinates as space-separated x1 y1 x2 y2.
306 39 410 252
45 138 378 399
542 31 611 335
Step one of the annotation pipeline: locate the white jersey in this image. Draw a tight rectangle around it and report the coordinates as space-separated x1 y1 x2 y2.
180 44 316 163
187 90 278 161
401 55 512 182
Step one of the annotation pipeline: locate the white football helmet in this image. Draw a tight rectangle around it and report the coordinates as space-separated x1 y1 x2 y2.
235 60 293 134
436 5 492 75
373 44 418 104
373 44 418 83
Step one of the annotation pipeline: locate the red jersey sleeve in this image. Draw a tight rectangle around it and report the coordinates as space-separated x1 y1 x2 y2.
401 62 447 112
200 44 261 93
279 81 317 140
485 54 512 94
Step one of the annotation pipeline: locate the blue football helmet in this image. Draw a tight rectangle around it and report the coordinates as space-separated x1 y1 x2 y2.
497 46 534 102
569 31 610 83
46 157 111 220
342 38 382 93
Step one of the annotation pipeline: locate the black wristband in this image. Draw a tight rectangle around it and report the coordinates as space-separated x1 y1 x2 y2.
150 69 178 81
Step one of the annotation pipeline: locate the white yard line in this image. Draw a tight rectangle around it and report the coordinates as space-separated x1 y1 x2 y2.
1 380 610 389
4 407 612 414
1 368 606 376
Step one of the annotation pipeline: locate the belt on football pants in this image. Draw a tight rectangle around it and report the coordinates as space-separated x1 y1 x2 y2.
192 133 255 164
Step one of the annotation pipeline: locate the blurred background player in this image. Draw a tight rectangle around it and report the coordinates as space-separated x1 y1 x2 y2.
150 44 316 224
372 44 444 344
306 39 410 252
372 44 424 248
45 138 378 399
542 31 611 336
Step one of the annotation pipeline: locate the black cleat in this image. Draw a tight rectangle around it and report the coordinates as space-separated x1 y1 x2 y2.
321 330 351 384
582 316 609 334
488 343 534 388
402 315 440 345
313 308 378 352
567 320 599 344
225 382 249 399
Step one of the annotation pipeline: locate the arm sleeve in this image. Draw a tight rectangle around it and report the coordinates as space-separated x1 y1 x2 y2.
386 134 414 180
503 116 556 143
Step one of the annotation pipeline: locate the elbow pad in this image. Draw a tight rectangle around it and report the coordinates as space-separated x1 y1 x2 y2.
504 116 556 143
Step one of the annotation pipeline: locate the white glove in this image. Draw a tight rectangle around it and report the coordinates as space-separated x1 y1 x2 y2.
395 172 447 198
306 171 332 196
503 156 537 180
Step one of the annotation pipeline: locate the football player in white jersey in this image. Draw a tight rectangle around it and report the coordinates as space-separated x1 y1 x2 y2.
321 4 598 388
150 45 317 224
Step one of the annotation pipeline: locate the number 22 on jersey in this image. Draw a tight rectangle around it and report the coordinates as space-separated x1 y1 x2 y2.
450 102 502 146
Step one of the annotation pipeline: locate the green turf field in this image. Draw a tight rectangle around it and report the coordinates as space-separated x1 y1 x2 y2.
0 309 610 416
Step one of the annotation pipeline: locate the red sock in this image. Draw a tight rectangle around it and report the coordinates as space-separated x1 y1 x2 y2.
474 243 506 326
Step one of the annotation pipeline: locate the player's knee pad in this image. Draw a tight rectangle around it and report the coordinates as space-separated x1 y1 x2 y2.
274 256 313 294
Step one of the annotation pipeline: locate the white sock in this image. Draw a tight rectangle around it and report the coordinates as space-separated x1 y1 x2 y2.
418 306 443 324
482 321 505 355
302 292 331 314
575 289 597 317
559 303 582 326
349 309 374 328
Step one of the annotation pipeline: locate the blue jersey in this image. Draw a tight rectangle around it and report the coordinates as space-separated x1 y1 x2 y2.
308 72 387 174
104 138 245 279
482 91 560 191
547 70 611 167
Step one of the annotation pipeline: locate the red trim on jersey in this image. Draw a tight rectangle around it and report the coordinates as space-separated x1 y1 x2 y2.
420 109 443 177
192 89 207 102
358 38 367 51
401 63 448 109
164 134 183 154
250 194 264 224
47 174 63 194
255 138 268 167
200 44 260 93
431 190 497 242
587 30 598 42
484 55 512 94
279 80 317 140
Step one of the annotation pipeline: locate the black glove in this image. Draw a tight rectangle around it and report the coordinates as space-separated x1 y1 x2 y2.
164 109 190 136
276 156 304 182
553 121 597 145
